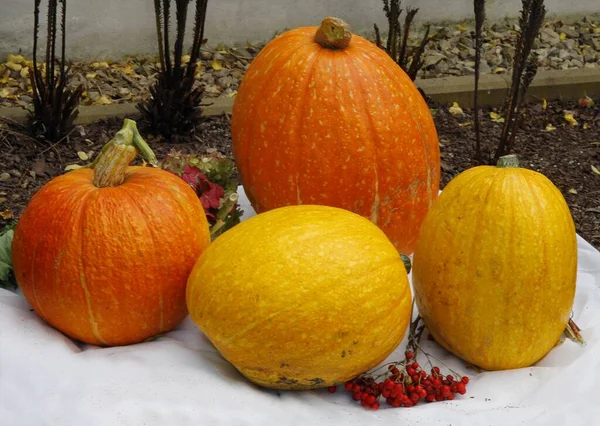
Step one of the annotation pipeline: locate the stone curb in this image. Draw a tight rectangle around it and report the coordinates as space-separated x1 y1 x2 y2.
1 68 599 125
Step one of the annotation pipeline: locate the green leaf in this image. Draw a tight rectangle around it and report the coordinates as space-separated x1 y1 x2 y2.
0 229 14 282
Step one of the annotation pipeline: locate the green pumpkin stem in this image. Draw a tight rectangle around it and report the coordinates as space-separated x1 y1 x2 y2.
315 17 352 50
496 154 520 168
91 119 158 188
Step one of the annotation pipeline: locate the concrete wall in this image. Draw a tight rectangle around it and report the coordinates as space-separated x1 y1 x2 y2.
1 0 598 60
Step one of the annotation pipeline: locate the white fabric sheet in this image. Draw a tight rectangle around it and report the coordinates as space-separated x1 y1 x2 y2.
1 186 599 426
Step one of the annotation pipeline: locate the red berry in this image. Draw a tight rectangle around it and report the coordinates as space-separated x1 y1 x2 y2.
431 366 440 375
344 382 354 392
447 375 455 382
391 398 402 407
426 394 435 402
352 384 361 393
446 393 455 401
410 393 420 403
367 395 377 405
372 402 380 410
432 379 441 388
327 386 337 393
411 361 420 369
406 367 415 376
352 392 362 401
461 376 470 384
441 385 451 397
411 374 420 383
405 351 414 359
391 367 400 376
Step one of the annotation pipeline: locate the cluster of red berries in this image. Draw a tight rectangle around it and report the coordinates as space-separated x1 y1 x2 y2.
329 351 469 410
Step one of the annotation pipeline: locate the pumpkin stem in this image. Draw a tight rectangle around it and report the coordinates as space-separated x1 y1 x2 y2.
496 154 520 168
92 119 158 188
315 17 352 50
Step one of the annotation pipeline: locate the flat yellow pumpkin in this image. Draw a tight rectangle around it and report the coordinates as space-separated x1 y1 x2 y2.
186 204 412 389
412 156 577 370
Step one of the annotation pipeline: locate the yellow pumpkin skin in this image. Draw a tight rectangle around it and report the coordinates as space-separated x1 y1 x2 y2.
186 205 412 389
412 163 577 371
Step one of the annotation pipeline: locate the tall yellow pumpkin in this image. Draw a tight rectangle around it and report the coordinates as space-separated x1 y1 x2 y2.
412 155 577 370
186 205 412 389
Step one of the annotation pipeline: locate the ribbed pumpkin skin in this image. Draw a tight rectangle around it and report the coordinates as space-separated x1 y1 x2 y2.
12 166 211 346
231 26 440 255
412 166 577 370
186 205 412 389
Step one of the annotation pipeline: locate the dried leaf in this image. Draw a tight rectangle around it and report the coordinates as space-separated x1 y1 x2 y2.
94 95 112 105
77 151 89 161
559 32 567 40
564 112 578 127
182 55 191 64
542 98 548 110
20 67 29 78
86 72 97 79
490 112 505 123
211 60 223 71
568 188 578 194
545 123 557 132
92 61 110 69
225 90 237 98
592 165 600 175
0 209 13 220
448 102 464 116
584 122 590 130
579 95 595 108
456 24 468 32
7 54 26 64
458 121 473 127
64 164 84 171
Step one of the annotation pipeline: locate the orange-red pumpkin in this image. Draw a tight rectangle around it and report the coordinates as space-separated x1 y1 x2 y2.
11 120 211 346
231 17 440 255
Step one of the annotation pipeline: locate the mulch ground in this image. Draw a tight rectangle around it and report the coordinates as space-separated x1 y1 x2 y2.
1 99 599 249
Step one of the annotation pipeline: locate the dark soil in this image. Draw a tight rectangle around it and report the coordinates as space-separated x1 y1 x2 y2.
1 100 599 249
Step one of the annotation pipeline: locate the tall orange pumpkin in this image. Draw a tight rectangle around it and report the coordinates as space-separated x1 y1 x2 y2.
11 120 211 346
232 17 440 254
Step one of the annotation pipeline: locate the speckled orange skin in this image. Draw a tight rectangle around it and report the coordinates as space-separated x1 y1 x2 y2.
412 165 577 370
11 166 211 346
186 205 412 389
231 25 440 255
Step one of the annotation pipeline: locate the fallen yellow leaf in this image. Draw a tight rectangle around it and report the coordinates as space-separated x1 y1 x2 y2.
225 90 237 98
490 111 505 123
592 165 600 175
560 32 567 40
568 188 578 194
64 164 83 171
448 102 463 116
458 121 473 127
545 123 557 132
86 72 97 79
20 67 29 78
542 98 548 110
182 55 191 64
584 122 590 130
5 61 22 71
564 112 578 126
456 24 468 32
0 209 13 220
92 61 110 69
122 63 133 75
211 59 223 71
95 95 112 105
77 151 89 161
0 70 9 84
7 54 26 64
